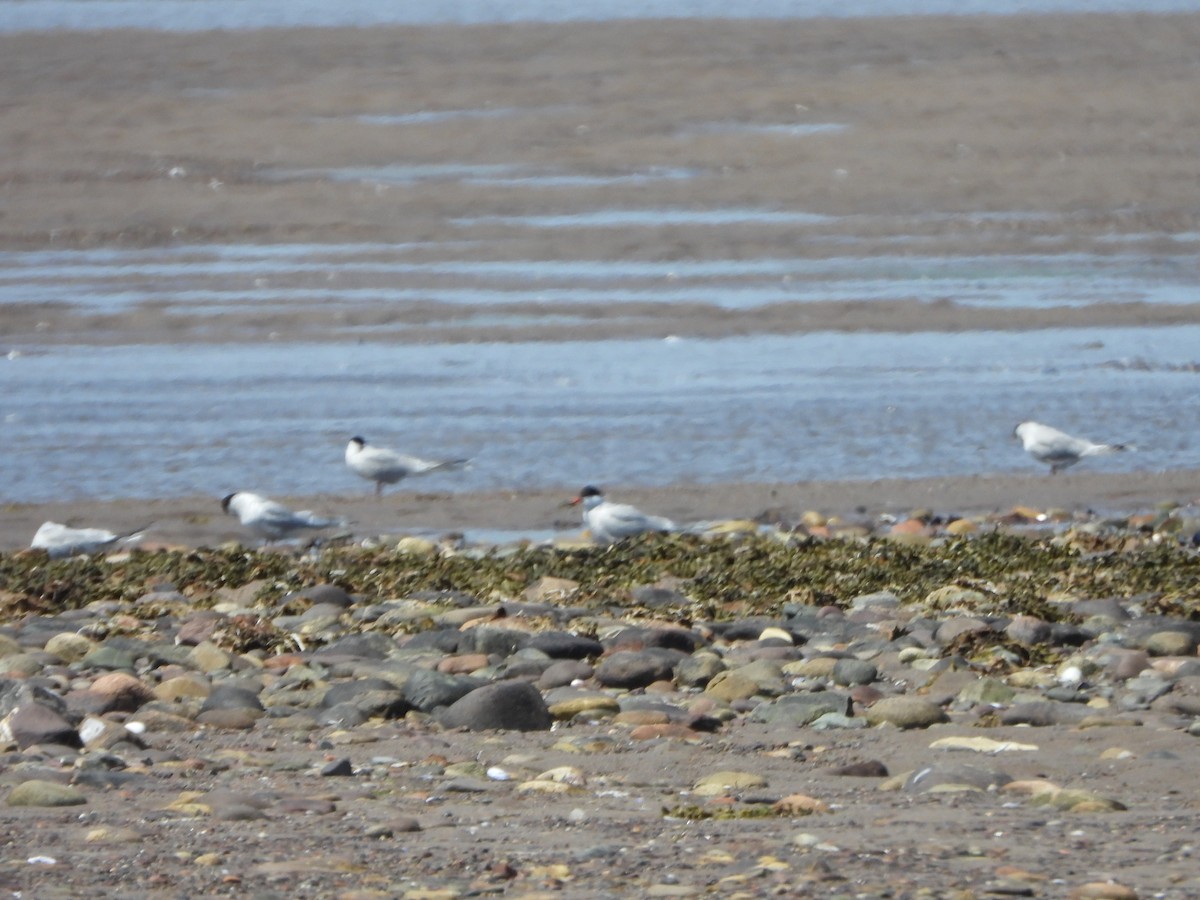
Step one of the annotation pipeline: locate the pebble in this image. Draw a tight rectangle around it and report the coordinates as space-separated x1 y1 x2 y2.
863 696 949 729
439 680 552 732
3 515 1200 894
8 779 87 807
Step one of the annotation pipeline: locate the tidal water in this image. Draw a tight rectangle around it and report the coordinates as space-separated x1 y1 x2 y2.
0 0 1196 32
4 326 1198 503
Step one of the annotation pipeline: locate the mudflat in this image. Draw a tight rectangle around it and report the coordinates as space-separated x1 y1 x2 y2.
0 14 1198 345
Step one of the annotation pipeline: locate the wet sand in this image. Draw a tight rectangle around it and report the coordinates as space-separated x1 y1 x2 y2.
2 14 1200 345
5 469 1200 554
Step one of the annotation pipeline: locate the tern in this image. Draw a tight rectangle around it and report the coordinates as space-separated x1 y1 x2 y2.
221 491 344 542
31 521 148 558
568 485 675 544
1014 421 1128 474
345 436 470 498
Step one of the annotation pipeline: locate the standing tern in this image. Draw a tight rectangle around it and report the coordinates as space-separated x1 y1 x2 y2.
31 521 148 558
568 485 676 544
221 492 345 542
345 436 470 498
1014 421 1128 474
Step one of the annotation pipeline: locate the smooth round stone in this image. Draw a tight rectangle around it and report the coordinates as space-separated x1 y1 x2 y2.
0 654 46 677
437 654 490 675
536 659 594 689
528 632 604 660
8 779 87 807
80 646 137 671
546 691 620 719
904 763 1011 793
675 654 725 688
43 632 96 662
810 712 867 730
201 684 264 713
3 702 80 749
187 642 232 674
154 675 212 703
749 693 852 727
1005 615 1053 646
934 616 992 645
439 680 552 732
195 708 261 729
831 658 877 687
1067 883 1139 900
89 672 155 711
999 701 1089 727
402 669 482 712
614 709 669 726
864 696 948 729
783 657 838 678
850 591 901 610
703 670 759 702
318 632 398 660
729 659 787 695
1142 631 1197 657
459 627 529 658
595 651 677 690
395 536 437 556
693 770 768 796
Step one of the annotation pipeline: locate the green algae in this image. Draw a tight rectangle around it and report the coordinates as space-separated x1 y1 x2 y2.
2 530 1199 623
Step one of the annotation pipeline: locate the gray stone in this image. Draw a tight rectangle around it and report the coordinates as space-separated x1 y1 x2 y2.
536 659 594 689
849 591 902 610
317 703 368 728
864 696 948 729
595 650 677 689
320 757 355 777
528 632 604 660
675 653 726 688
998 701 1089 727
402 669 483 712
439 680 552 732
831 658 878 687
8 779 87 807
904 763 1011 793
1142 630 1198 657
315 632 397 660
1005 615 1053 646
810 712 868 730
200 684 264 713
748 692 852 727
80 646 137 671
934 616 993 646
2 702 81 749
955 677 1017 706
459 627 529 658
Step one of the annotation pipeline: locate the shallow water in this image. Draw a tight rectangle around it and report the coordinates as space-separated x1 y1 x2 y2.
2 242 1195 318
1 0 1196 31
4 328 1197 503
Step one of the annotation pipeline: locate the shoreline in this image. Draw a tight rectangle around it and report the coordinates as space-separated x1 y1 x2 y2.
6 468 1199 554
